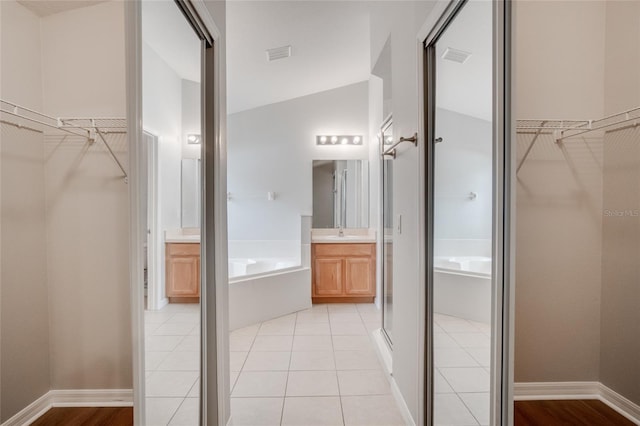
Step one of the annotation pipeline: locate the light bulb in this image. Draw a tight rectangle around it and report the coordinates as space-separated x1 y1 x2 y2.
353 136 361 144
331 136 338 144
320 136 327 143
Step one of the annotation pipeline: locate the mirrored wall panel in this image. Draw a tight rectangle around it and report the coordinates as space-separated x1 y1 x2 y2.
181 158 201 228
431 1 493 424
312 160 369 229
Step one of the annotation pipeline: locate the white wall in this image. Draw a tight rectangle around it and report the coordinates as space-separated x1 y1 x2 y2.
142 42 183 303
0 1 50 421
182 79 201 160
40 0 132 391
369 1 436 421
514 0 605 384
227 81 369 241
434 108 492 241
600 0 640 405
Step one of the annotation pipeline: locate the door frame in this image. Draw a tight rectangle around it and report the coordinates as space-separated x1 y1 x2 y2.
417 1 514 425
143 131 161 311
126 1 227 425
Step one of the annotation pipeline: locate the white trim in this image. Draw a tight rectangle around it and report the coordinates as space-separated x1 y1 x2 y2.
390 376 416 426
191 1 221 41
124 0 145 425
514 382 640 424
371 328 393 375
1 389 133 426
1 392 51 426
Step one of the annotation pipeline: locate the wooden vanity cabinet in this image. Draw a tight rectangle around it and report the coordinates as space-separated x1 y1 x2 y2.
312 243 376 303
166 243 200 303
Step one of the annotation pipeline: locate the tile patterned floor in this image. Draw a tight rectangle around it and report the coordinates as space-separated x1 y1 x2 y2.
144 304 490 425
229 303 405 426
434 313 491 426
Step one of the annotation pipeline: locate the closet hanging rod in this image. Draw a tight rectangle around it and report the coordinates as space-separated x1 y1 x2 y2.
0 99 128 181
557 107 640 141
1 108 91 139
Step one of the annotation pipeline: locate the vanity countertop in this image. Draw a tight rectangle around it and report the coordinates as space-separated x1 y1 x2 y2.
311 228 376 244
165 228 201 243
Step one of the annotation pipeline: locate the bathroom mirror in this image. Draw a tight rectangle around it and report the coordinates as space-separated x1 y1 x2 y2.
312 160 369 228
181 158 201 228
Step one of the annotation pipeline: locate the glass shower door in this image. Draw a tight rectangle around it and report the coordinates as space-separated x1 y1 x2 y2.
381 118 394 345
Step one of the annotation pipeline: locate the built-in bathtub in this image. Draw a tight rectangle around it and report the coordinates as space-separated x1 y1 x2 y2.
228 217 312 330
434 240 492 323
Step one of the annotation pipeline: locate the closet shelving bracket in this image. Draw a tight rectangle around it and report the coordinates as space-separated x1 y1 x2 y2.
516 106 640 173
0 99 128 182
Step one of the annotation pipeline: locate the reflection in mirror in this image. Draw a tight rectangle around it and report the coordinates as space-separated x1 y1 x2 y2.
181 158 201 228
312 160 369 229
432 1 493 424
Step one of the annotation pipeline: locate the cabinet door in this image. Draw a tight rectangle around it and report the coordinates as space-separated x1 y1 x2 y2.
167 255 199 297
344 257 374 295
313 258 343 296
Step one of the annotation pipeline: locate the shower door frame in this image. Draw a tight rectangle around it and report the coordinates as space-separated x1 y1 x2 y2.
420 0 514 425
126 1 228 424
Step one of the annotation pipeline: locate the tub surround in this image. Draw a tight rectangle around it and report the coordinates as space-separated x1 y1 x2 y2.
311 228 376 244
433 239 492 323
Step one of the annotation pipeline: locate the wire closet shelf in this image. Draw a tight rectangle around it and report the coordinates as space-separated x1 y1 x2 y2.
516 106 640 173
0 99 128 181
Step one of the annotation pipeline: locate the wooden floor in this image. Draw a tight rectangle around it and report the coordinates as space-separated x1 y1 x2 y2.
31 407 133 426
29 401 635 425
515 400 636 425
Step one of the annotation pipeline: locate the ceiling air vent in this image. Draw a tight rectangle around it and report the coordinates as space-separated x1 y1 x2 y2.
266 45 292 62
442 47 472 64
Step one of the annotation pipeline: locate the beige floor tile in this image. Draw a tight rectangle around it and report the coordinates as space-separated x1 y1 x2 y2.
145 397 183 426
252 335 294 351
286 371 340 396
330 322 367 336
290 351 336 371
459 392 490 425
332 335 374 351
169 398 199 426
341 395 405 426
146 371 199 397
146 335 184 352
157 351 200 371
230 398 283 426
294 322 331 336
337 370 391 395
243 351 291 371
439 368 490 393
435 347 480 368
230 351 248 372
334 350 381 370
292 335 333 351
434 393 479 426
281 397 344 426
232 371 288 397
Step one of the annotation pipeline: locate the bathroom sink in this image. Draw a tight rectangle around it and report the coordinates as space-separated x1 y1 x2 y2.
314 234 373 242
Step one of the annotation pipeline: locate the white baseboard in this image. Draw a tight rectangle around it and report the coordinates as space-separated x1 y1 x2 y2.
1 389 133 426
389 377 416 426
515 381 640 424
371 328 392 375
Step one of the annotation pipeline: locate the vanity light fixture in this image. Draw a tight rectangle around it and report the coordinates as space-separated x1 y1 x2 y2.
316 135 364 146
187 134 201 145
